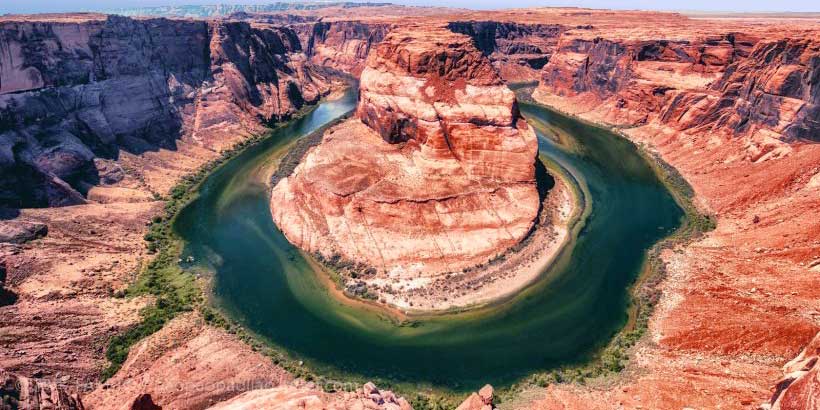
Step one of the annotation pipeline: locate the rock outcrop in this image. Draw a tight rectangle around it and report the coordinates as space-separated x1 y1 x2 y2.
534 31 819 144
0 14 332 208
456 384 495 410
301 21 391 74
522 10 820 410
535 34 749 123
767 331 820 410
3 7 819 410
447 21 563 81
0 220 47 244
271 26 539 283
0 372 85 410
205 381 411 410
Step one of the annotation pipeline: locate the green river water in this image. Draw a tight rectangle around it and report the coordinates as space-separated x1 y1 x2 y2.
174 88 684 391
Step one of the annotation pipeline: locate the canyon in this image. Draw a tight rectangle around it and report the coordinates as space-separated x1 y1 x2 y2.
0 13 336 208
0 5 818 410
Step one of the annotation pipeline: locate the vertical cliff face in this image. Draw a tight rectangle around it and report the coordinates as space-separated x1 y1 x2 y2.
525 17 820 410
699 38 819 141
356 27 536 181
447 21 563 81
0 15 331 208
271 26 539 284
301 20 391 74
536 34 751 120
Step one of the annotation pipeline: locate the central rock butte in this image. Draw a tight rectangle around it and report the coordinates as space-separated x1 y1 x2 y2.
270 26 545 309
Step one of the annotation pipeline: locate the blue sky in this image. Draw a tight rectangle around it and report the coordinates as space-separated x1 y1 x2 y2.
1 0 817 14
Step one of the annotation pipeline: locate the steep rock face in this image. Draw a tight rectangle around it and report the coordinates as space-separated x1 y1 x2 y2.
271 26 539 279
536 34 755 125
448 21 563 81
0 15 331 208
768 332 820 410
681 38 820 141
0 372 85 410
301 20 391 74
525 16 820 410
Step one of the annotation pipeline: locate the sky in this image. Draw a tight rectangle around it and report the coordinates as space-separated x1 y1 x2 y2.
1 0 818 14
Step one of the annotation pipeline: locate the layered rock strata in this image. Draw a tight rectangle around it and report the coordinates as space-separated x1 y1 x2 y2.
300 21 391 75
2 8 819 410
533 31 819 144
768 332 820 410
448 21 563 81
0 372 85 410
0 14 332 208
271 26 540 290
522 11 820 410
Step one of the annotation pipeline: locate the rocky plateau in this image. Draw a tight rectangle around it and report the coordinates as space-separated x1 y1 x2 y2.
0 5 819 410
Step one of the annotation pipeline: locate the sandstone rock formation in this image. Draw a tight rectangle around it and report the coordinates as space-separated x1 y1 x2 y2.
84 313 292 410
447 21 562 81
0 372 85 410
455 384 495 410
532 25 819 145
768 332 820 410
271 26 539 283
517 9 820 410
301 21 391 75
0 14 332 208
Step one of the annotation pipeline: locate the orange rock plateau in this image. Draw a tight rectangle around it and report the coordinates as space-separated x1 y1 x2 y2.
1 6 819 410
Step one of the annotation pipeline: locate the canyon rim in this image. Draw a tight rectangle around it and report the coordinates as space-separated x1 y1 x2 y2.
0 4 818 410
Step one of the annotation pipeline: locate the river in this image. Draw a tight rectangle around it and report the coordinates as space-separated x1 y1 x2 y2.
174 88 684 391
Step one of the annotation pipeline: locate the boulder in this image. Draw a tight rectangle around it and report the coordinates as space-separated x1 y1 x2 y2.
0 220 47 244
456 384 495 410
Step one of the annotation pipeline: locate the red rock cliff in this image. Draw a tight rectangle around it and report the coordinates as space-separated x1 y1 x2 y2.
534 31 819 144
0 15 332 208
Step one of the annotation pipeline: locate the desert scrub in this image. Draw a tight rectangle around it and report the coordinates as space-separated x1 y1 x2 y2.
411 393 458 410
101 105 324 381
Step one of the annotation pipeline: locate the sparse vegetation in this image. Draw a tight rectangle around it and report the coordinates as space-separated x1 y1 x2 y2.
101 105 326 380
411 393 458 410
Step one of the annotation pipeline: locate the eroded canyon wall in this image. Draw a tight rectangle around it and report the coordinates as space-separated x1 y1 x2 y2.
301 20 391 74
534 31 819 145
523 15 820 410
0 15 332 208
447 20 563 81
